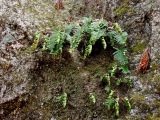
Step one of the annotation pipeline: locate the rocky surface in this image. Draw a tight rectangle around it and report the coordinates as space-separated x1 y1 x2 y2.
0 0 160 119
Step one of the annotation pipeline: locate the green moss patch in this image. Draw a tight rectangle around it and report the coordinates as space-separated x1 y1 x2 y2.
114 5 134 17
131 42 147 54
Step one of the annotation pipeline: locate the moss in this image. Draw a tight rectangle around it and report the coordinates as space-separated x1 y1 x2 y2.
147 117 160 120
151 75 160 82
151 63 159 70
114 5 134 17
120 0 129 3
131 42 147 53
131 94 145 103
152 75 160 93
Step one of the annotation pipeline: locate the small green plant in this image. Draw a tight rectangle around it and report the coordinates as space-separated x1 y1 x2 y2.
104 91 120 117
113 48 128 66
104 90 115 110
101 73 111 93
57 92 67 108
116 78 133 87
89 93 96 104
43 30 65 55
124 97 131 112
101 73 111 86
30 31 41 51
109 64 118 77
83 18 108 58
115 97 120 117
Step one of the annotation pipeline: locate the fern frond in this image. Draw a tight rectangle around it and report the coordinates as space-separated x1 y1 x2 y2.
108 31 128 45
113 48 128 65
69 26 83 52
65 23 75 34
114 32 128 45
82 17 92 33
44 31 65 55
107 31 117 46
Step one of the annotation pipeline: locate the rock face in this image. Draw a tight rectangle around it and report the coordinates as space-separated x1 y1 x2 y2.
0 22 35 119
0 0 160 119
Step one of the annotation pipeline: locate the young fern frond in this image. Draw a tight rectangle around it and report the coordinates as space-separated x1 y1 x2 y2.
115 97 120 117
104 90 115 110
30 31 41 51
124 97 131 112
57 92 67 108
89 93 96 104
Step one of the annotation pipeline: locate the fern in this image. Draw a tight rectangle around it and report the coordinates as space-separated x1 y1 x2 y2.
83 18 107 58
115 97 120 117
81 17 92 33
107 31 128 46
113 23 122 33
114 32 128 45
43 30 65 55
84 45 92 59
65 23 75 35
30 31 41 51
57 92 67 108
41 17 129 69
69 26 83 53
120 65 130 74
124 97 131 112
113 48 128 65
107 22 129 70
104 90 115 110
89 93 96 104
109 64 118 77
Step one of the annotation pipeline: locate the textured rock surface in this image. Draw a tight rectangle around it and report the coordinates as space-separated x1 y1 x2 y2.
0 0 160 119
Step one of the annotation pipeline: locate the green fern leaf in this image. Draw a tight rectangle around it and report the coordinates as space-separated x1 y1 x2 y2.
114 32 128 45
113 48 128 65
65 23 75 34
69 26 83 51
44 31 65 55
